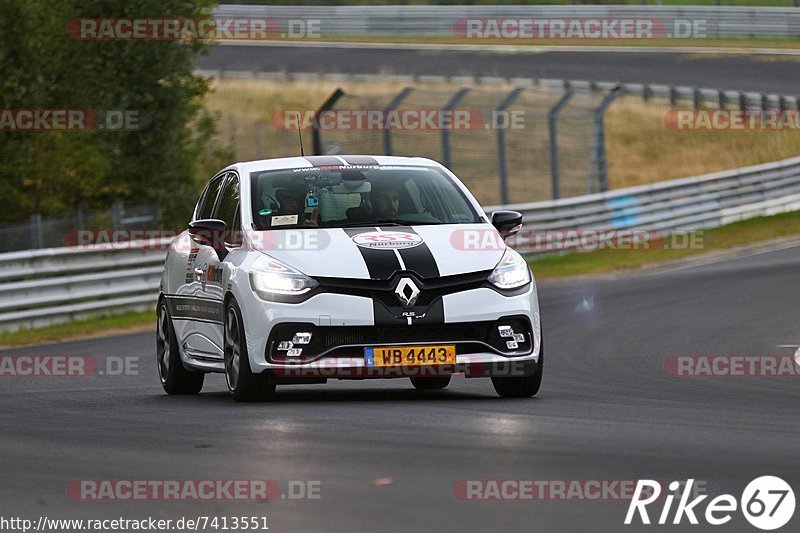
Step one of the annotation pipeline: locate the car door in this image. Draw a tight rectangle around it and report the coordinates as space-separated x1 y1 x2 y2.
190 172 242 361
174 172 229 361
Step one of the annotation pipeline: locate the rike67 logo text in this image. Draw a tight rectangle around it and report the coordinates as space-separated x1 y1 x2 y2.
625 477 795 530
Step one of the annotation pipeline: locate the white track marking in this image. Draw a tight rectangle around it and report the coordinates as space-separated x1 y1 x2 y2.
654 239 800 275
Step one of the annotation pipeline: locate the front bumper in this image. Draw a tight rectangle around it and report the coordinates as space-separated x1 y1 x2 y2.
238 282 541 378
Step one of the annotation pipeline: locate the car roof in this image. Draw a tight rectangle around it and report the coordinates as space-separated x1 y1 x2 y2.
227 155 442 175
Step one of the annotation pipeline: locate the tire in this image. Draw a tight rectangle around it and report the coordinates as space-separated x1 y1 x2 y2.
224 299 276 402
491 336 544 399
156 301 204 395
410 376 451 390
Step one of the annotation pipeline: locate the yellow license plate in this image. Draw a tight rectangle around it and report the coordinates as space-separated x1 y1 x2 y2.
365 345 456 367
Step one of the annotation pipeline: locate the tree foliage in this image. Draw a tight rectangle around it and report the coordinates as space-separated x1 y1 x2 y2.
0 0 226 226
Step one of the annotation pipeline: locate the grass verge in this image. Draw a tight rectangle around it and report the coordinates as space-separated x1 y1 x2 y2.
529 209 800 279
0 310 154 349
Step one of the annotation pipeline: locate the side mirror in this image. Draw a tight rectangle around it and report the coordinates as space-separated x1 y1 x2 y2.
491 210 523 239
188 219 227 258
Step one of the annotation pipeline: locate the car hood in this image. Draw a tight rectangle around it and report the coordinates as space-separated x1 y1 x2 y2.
249 224 507 280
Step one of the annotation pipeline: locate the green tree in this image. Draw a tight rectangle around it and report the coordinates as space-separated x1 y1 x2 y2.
0 0 226 227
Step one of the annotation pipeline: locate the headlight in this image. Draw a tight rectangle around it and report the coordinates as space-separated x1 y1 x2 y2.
250 258 318 298
488 248 531 290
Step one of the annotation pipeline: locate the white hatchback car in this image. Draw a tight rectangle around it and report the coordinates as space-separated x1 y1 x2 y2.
157 155 543 401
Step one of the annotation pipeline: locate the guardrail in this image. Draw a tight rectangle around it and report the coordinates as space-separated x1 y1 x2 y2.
1 156 799 332
0 243 168 332
214 4 800 39
490 156 800 253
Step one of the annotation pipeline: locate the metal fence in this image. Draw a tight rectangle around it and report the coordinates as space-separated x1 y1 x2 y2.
308 79 799 205
312 84 619 205
0 204 159 253
215 4 800 38
1 155 799 332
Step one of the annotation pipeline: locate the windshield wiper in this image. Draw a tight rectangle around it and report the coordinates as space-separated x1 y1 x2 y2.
391 219 441 226
337 221 401 228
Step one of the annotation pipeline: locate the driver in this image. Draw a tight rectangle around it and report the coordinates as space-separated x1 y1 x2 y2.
370 182 400 221
274 185 318 227
275 187 305 215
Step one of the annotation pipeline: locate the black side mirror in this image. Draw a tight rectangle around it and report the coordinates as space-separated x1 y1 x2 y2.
491 210 523 239
188 219 228 258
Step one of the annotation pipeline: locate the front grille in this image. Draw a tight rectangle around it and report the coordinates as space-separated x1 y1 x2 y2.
314 270 491 308
266 316 533 364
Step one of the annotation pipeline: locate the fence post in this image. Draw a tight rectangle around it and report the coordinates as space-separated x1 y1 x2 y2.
495 87 523 205
30 214 43 249
441 88 470 169
111 204 122 228
312 88 345 155
382 87 413 155
591 85 623 194
547 89 574 201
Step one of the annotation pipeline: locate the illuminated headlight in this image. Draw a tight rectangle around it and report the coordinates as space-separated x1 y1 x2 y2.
512 333 525 343
250 258 318 298
277 341 293 351
488 248 531 290
286 348 303 357
506 340 519 350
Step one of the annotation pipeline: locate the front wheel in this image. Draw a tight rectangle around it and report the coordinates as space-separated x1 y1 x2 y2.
491 337 543 398
224 299 275 402
156 302 204 395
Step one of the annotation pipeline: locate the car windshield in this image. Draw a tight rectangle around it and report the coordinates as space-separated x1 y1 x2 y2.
249 164 481 230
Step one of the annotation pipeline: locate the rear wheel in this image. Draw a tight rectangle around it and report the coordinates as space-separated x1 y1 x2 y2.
156 302 204 395
225 299 275 402
492 337 544 398
410 376 451 390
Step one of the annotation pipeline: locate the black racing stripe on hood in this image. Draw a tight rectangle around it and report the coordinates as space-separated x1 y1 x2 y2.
396 227 440 279
340 156 379 165
343 228 401 280
303 156 344 167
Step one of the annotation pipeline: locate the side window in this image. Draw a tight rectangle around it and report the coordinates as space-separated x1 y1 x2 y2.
195 174 226 221
215 174 241 245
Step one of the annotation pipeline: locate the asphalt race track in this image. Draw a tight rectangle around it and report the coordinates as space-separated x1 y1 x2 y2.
2 242 798 532
198 43 800 95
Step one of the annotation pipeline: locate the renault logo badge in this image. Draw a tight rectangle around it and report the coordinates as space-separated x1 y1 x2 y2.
395 278 420 308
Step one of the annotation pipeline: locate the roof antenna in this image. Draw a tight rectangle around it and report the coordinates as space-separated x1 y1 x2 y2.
297 124 305 157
